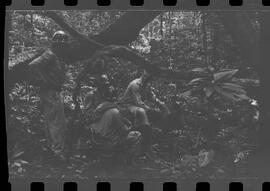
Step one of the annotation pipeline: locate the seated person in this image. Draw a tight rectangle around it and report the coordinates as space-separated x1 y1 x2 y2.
117 70 153 154
89 101 142 163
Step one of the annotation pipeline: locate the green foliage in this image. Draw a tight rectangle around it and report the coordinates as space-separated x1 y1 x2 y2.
188 69 251 102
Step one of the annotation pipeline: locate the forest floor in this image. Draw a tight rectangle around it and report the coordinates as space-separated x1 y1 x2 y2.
8 144 254 180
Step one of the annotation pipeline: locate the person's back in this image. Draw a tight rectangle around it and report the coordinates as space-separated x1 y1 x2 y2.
92 108 127 145
118 78 142 106
29 49 66 91
90 102 142 161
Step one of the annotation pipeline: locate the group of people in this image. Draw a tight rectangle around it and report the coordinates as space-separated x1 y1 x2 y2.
27 30 169 164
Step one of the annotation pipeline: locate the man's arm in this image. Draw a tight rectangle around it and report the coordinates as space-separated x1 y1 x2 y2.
28 53 49 85
131 85 150 110
151 89 171 115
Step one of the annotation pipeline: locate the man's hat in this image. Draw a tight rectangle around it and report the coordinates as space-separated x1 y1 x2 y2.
51 30 69 43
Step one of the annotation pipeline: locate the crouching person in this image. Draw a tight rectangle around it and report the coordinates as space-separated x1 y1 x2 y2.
89 101 142 165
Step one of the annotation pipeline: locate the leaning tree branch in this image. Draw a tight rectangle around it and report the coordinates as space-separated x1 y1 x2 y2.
41 11 161 59
41 11 206 81
96 11 161 45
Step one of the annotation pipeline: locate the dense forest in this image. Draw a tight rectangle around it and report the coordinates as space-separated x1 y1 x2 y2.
6 10 264 180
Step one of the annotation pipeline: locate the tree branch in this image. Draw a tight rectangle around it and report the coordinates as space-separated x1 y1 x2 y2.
96 11 161 45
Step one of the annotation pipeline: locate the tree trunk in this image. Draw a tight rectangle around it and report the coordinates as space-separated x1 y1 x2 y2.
218 12 259 70
95 11 161 45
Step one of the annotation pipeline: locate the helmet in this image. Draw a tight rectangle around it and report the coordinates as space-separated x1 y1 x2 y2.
51 31 69 43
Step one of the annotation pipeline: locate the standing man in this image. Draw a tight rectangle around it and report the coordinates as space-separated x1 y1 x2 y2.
28 31 71 161
118 70 153 155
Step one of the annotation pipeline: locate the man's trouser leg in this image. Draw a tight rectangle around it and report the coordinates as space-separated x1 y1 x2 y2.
129 106 152 154
40 90 67 159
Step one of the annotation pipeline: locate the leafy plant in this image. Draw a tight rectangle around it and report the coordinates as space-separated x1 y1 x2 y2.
188 69 251 103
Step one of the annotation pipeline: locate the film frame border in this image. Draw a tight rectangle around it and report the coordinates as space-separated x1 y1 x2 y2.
4 0 270 10
3 0 270 191
7 180 270 190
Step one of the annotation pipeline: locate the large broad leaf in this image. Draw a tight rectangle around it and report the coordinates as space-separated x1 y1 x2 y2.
179 90 192 99
192 67 206 72
232 78 260 87
215 86 240 102
214 86 250 102
188 78 204 86
219 83 247 95
234 93 250 101
214 69 239 82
